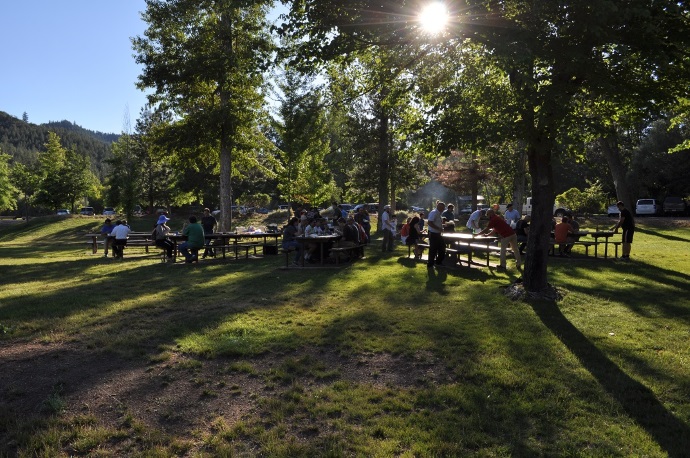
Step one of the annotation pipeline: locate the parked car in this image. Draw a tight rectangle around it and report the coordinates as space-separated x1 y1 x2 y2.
79 206 94 216
255 207 270 214
662 196 687 215
354 203 379 212
635 198 661 216
410 206 426 212
607 204 620 217
56 209 70 216
103 207 117 216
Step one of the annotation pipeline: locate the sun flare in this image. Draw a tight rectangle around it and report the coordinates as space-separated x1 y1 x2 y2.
419 2 449 35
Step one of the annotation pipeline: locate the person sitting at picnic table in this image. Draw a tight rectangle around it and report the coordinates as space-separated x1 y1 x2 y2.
200 208 217 258
554 216 575 257
179 215 205 263
153 214 175 262
354 206 371 242
100 218 115 258
110 220 131 259
407 215 424 260
466 208 486 234
477 209 521 271
282 217 303 266
303 218 321 262
515 215 531 255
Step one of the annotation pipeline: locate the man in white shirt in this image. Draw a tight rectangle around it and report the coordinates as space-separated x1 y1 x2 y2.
426 201 446 267
466 209 486 234
503 203 521 228
110 220 131 259
381 205 396 252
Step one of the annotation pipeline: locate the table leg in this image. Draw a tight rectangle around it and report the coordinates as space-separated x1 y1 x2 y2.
604 239 609 258
92 236 98 254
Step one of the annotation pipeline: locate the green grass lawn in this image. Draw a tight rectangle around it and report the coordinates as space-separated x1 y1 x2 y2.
1 215 689 457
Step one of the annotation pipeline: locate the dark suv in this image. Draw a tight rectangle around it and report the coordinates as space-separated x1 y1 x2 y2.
663 197 687 216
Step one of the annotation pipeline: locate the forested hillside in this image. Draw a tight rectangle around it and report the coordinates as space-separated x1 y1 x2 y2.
0 111 116 178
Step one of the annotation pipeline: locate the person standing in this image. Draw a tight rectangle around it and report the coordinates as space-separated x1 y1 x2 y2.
200 208 217 258
179 216 205 263
426 201 446 268
442 204 455 222
478 209 521 271
503 203 520 228
381 205 396 252
466 208 486 234
612 201 635 260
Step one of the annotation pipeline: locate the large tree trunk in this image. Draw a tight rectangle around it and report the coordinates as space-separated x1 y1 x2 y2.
377 106 390 229
513 142 527 213
218 13 234 233
523 141 555 292
599 135 634 209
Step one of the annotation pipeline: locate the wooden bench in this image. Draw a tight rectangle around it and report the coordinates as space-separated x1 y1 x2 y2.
407 243 429 259
330 244 364 265
216 242 260 260
548 241 600 257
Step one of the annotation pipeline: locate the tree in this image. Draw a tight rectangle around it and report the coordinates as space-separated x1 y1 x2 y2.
274 70 338 210
0 152 17 211
433 150 491 210
34 132 92 211
282 0 690 292
133 0 274 231
9 162 39 219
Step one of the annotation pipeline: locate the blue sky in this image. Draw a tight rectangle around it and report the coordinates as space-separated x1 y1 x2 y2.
1 2 292 135
1 1 150 134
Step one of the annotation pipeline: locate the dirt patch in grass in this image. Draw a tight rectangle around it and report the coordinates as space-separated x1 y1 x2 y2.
0 339 453 453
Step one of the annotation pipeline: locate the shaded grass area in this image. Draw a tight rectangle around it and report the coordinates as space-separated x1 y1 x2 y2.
1 216 689 456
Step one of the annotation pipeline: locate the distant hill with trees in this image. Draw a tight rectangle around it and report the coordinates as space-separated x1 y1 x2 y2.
0 111 117 178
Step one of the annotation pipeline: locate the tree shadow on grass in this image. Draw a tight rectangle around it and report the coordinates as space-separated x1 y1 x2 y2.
529 299 690 456
635 227 690 243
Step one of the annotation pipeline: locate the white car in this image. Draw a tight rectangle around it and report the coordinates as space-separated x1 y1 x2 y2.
103 207 117 216
635 199 661 216
607 204 620 217
56 209 70 216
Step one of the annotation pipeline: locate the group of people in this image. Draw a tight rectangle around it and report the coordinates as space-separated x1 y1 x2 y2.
100 208 215 263
100 218 132 259
281 209 369 265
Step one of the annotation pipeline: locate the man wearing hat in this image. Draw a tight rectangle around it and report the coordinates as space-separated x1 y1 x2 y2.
154 214 175 261
381 205 396 252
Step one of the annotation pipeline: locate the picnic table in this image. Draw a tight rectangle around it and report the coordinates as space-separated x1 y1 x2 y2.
296 234 342 266
441 232 500 267
85 231 281 261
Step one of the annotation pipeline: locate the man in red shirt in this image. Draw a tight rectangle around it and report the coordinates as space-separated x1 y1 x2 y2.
478 209 521 271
